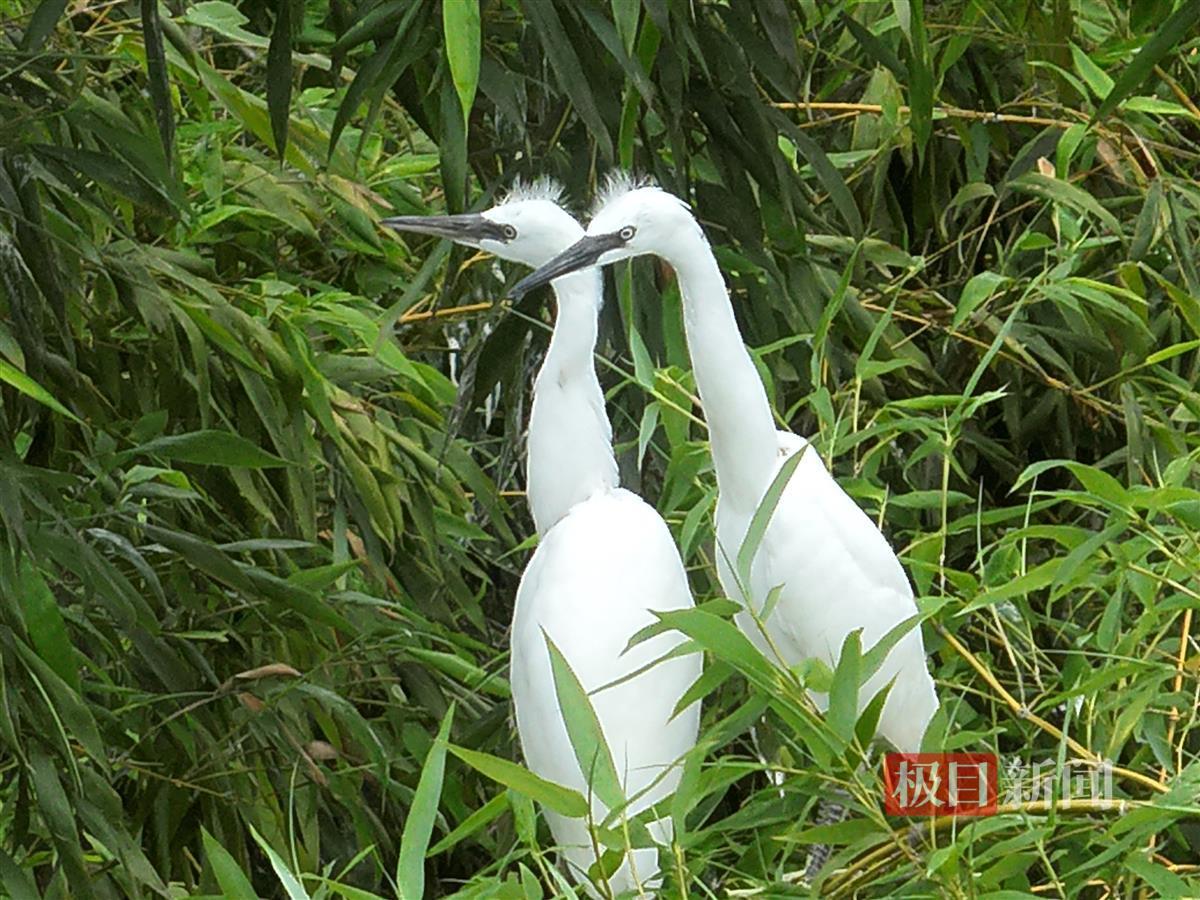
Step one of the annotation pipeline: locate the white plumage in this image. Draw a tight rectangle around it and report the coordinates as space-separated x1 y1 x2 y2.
512 490 697 893
383 189 701 897
717 431 937 753
511 182 937 754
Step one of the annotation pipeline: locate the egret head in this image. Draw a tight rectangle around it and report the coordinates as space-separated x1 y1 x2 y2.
381 178 582 269
510 176 698 297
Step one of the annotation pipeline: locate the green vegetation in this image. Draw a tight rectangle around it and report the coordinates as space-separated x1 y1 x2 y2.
1 0 1199 896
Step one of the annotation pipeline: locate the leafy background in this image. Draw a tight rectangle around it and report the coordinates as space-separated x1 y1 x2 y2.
1 0 1199 896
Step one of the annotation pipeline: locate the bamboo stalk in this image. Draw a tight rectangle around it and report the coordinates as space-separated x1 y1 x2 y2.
937 625 1168 795
399 300 498 323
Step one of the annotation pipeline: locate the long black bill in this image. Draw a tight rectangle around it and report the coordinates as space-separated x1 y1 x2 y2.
380 213 505 246
509 232 625 298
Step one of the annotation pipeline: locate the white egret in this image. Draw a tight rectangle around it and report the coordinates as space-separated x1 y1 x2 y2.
383 181 702 897
510 179 938 757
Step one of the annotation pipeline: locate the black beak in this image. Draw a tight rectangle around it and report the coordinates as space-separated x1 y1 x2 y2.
380 213 506 246
510 232 626 298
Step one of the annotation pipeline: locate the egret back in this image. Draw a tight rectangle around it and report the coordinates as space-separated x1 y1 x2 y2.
511 489 701 896
716 432 936 753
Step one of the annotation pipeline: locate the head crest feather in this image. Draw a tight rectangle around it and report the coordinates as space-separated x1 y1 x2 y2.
591 171 657 216
499 176 566 207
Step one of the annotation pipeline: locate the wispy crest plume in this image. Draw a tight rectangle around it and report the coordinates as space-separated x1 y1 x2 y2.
499 176 566 207
591 171 656 215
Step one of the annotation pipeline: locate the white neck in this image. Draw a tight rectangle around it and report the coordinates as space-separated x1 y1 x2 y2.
525 268 619 533
669 228 778 514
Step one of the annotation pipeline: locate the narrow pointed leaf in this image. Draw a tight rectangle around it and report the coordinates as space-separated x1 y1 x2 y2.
201 829 258 900
398 705 454 899
141 0 175 169
21 0 67 50
827 629 863 744
544 631 625 811
443 0 481 129
267 0 293 161
123 430 290 468
736 444 807 589
448 746 589 818
1094 0 1200 122
0 358 80 423
248 825 310 900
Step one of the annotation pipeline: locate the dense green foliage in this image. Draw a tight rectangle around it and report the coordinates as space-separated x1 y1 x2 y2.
1 0 1200 896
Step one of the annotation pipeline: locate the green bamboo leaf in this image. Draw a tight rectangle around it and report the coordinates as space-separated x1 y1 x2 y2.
735 443 807 589
1013 459 1130 507
438 76 468 212
0 358 80 423
201 829 258 900
427 792 508 857
329 1 423 161
141 0 175 169
841 11 908 80
21 0 67 50
30 750 95 900
611 0 639 54
652 608 778 689
1093 0 1200 122
905 0 933 159
544 631 625 811
774 117 864 239
1166 185 1200 297
1125 854 1198 896
860 615 921 685
672 661 732 720
248 825 310 900
184 0 267 45
1049 518 1128 598
397 705 454 900
1131 177 1163 260
794 817 885 846
940 182 995 232
16 559 78 692
1144 339 1200 367
853 677 890 750
244 567 353 632
1123 96 1199 118
124 430 290 468
0 848 40 900
267 0 293 161
827 629 862 745
575 3 655 102
332 2 411 55
1054 122 1088 176
1069 42 1114 100
1010 172 1124 241
521 0 613 161
12 638 106 769
443 0 481 130
952 271 1008 329
33 145 176 213
448 745 589 818
962 559 1059 613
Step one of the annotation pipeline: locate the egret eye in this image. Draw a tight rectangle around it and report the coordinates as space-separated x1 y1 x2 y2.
502 224 518 240
619 226 636 241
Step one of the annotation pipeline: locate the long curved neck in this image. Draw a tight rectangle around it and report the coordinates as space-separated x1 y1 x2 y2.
525 267 619 534
669 228 778 514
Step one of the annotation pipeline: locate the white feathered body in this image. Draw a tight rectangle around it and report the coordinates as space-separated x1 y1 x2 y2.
715 432 936 753
388 192 704 895
511 488 701 895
